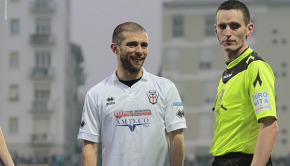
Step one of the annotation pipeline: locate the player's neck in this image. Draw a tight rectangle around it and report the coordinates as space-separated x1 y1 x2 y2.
225 51 240 62
225 46 249 63
116 68 143 81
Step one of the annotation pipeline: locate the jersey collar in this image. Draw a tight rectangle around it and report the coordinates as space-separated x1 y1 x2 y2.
112 67 148 83
225 47 253 69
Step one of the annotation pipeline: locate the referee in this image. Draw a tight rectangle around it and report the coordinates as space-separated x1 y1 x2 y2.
210 0 279 166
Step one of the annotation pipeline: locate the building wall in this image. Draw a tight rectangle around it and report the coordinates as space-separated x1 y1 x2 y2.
252 3 290 157
0 0 83 157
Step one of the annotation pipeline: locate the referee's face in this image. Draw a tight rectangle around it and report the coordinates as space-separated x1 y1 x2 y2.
215 9 253 56
117 31 148 74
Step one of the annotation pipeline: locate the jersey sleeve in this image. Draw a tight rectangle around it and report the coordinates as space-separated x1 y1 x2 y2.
164 83 187 133
247 61 277 121
77 92 101 143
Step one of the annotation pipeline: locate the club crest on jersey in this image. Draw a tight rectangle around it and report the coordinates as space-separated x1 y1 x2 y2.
147 90 159 105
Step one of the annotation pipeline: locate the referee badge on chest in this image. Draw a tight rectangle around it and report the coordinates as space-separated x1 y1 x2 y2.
147 90 159 105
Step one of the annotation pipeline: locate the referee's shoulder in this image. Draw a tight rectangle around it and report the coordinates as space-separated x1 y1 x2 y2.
248 58 272 70
247 51 272 68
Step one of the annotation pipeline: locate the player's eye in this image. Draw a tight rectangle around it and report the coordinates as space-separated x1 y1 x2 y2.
141 43 148 48
230 23 241 30
126 42 138 47
218 24 226 30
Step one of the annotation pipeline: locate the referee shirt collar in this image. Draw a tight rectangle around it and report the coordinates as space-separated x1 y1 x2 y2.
225 47 253 69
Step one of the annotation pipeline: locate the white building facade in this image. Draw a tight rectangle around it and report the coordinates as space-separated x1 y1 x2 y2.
162 0 290 159
0 0 84 157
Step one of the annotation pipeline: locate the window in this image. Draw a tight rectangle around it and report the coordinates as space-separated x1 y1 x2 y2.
200 62 211 70
10 52 19 69
9 117 18 134
282 105 287 112
273 71 278 77
200 46 211 70
205 14 215 37
204 80 216 103
175 81 184 102
8 84 19 101
172 15 183 38
167 48 178 71
35 89 50 101
35 52 51 68
35 0 50 8
36 20 51 34
34 88 50 110
10 19 20 34
33 52 51 77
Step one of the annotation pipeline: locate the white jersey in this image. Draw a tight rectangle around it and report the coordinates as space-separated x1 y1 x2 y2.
78 68 186 166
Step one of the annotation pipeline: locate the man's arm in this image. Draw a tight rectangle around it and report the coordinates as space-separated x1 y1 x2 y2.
82 140 98 166
168 129 185 166
251 117 278 166
0 127 14 166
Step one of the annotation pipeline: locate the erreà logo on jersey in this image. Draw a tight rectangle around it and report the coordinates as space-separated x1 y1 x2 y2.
147 90 159 105
106 97 115 106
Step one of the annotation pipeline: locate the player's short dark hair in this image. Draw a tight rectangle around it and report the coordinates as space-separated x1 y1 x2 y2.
112 22 146 46
216 0 251 26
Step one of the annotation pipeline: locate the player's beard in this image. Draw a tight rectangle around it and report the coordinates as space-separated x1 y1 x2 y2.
120 53 145 74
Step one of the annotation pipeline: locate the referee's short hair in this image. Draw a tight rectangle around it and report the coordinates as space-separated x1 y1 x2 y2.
216 0 251 26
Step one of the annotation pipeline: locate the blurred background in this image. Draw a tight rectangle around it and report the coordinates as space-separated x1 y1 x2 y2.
0 0 290 165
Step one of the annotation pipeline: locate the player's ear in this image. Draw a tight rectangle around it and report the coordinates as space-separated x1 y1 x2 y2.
111 43 119 55
247 23 254 36
214 24 217 36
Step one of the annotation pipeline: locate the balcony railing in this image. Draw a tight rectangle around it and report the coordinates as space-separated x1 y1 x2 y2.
31 100 53 113
30 0 55 13
31 133 53 145
30 33 54 45
31 67 54 79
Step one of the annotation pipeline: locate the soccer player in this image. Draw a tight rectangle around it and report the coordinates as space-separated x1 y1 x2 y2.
210 0 279 166
78 22 186 166
0 127 14 166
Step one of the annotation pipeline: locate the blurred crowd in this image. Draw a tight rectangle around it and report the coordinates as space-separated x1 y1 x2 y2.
12 154 81 166
10 153 290 166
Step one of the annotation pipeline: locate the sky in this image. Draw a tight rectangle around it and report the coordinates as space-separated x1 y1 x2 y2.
71 0 167 91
